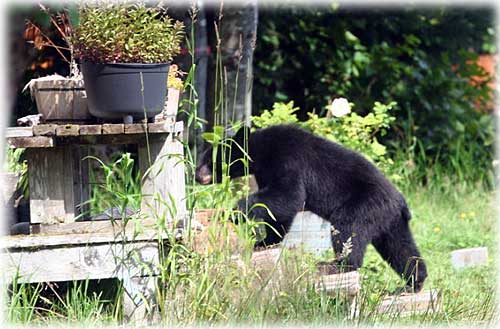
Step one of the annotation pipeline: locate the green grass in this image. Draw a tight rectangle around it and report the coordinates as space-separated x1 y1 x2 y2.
358 182 497 324
5 180 496 326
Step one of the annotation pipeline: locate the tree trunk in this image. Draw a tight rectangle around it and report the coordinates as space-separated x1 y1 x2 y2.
206 1 258 133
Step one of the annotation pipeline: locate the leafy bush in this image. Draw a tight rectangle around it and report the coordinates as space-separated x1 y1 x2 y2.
72 3 184 63
252 100 397 177
253 7 495 183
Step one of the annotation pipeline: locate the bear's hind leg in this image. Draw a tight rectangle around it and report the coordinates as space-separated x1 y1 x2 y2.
372 220 427 292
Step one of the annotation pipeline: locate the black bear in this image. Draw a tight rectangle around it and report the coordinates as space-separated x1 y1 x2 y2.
196 125 427 292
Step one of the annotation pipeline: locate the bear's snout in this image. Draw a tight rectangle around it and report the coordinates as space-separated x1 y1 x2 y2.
195 164 213 185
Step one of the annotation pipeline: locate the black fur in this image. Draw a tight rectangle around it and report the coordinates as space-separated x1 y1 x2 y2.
196 125 427 292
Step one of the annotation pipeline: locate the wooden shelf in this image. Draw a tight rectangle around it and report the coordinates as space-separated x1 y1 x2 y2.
6 121 184 148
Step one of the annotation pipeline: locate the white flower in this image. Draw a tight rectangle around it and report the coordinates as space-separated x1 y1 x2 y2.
330 97 351 117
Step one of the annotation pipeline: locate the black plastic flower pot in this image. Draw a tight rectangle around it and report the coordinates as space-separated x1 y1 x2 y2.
81 61 169 122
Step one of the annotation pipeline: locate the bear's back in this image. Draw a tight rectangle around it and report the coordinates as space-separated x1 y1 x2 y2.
250 125 401 210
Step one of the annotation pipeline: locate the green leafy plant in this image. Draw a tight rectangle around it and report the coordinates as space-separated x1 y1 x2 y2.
253 7 495 185
252 101 299 128
252 100 397 177
4 148 29 199
86 152 141 217
72 2 184 63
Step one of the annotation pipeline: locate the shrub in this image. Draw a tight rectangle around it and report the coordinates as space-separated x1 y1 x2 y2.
253 7 495 182
72 2 184 63
252 100 398 178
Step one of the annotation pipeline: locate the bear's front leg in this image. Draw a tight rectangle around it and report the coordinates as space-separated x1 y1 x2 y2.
236 184 306 247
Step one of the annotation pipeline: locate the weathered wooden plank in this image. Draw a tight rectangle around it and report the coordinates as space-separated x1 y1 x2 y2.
33 124 57 136
36 217 159 236
155 88 181 124
1 240 160 283
123 276 159 324
375 290 441 316
5 127 33 138
72 145 91 218
19 145 88 223
7 136 54 148
165 87 180 122
103 123 125 135
68 134 145 146
139 134 187 224
56 124 80 136
147 121 183 134
315 271 361 296
79 124 102 135
251 248 281 269
1 173 19 206
26 147 76 225
0 228 166 249
125 123 147 134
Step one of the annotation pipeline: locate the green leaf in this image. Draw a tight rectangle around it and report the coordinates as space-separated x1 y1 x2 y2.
201 132 221 144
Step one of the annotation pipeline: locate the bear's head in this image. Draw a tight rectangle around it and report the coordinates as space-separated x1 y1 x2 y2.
195 127 251 185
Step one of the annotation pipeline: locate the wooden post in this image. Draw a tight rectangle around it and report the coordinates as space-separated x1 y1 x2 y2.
122 275 158 324
138 133 186 225
26 145 90 224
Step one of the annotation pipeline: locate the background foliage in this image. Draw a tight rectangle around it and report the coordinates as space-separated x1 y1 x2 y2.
253 7 496 184
252 100 398 177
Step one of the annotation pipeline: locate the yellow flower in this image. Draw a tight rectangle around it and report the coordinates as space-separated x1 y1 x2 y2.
459 212 467 219
469 211 476 217
433 227 441 233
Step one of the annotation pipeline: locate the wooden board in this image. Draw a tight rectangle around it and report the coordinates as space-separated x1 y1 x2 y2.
35 217 160 236
375 290 441 316
148 121 183 134
5 127 33 138
139 134 187 224
6 121 185 149
103 123 125 135
33 124 57 136
56 124 80 136
125 123 147 134
79 124 102 135
7 136 54 148
26 146 82 225
0 240 160 283
0 228 166 250
315 271 361 296
123 275 158 324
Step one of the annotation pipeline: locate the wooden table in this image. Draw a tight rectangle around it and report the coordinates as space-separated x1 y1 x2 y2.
2 121 188 323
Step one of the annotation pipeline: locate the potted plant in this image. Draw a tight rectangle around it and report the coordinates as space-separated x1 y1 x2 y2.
72 3 184 123
23 5 90 121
